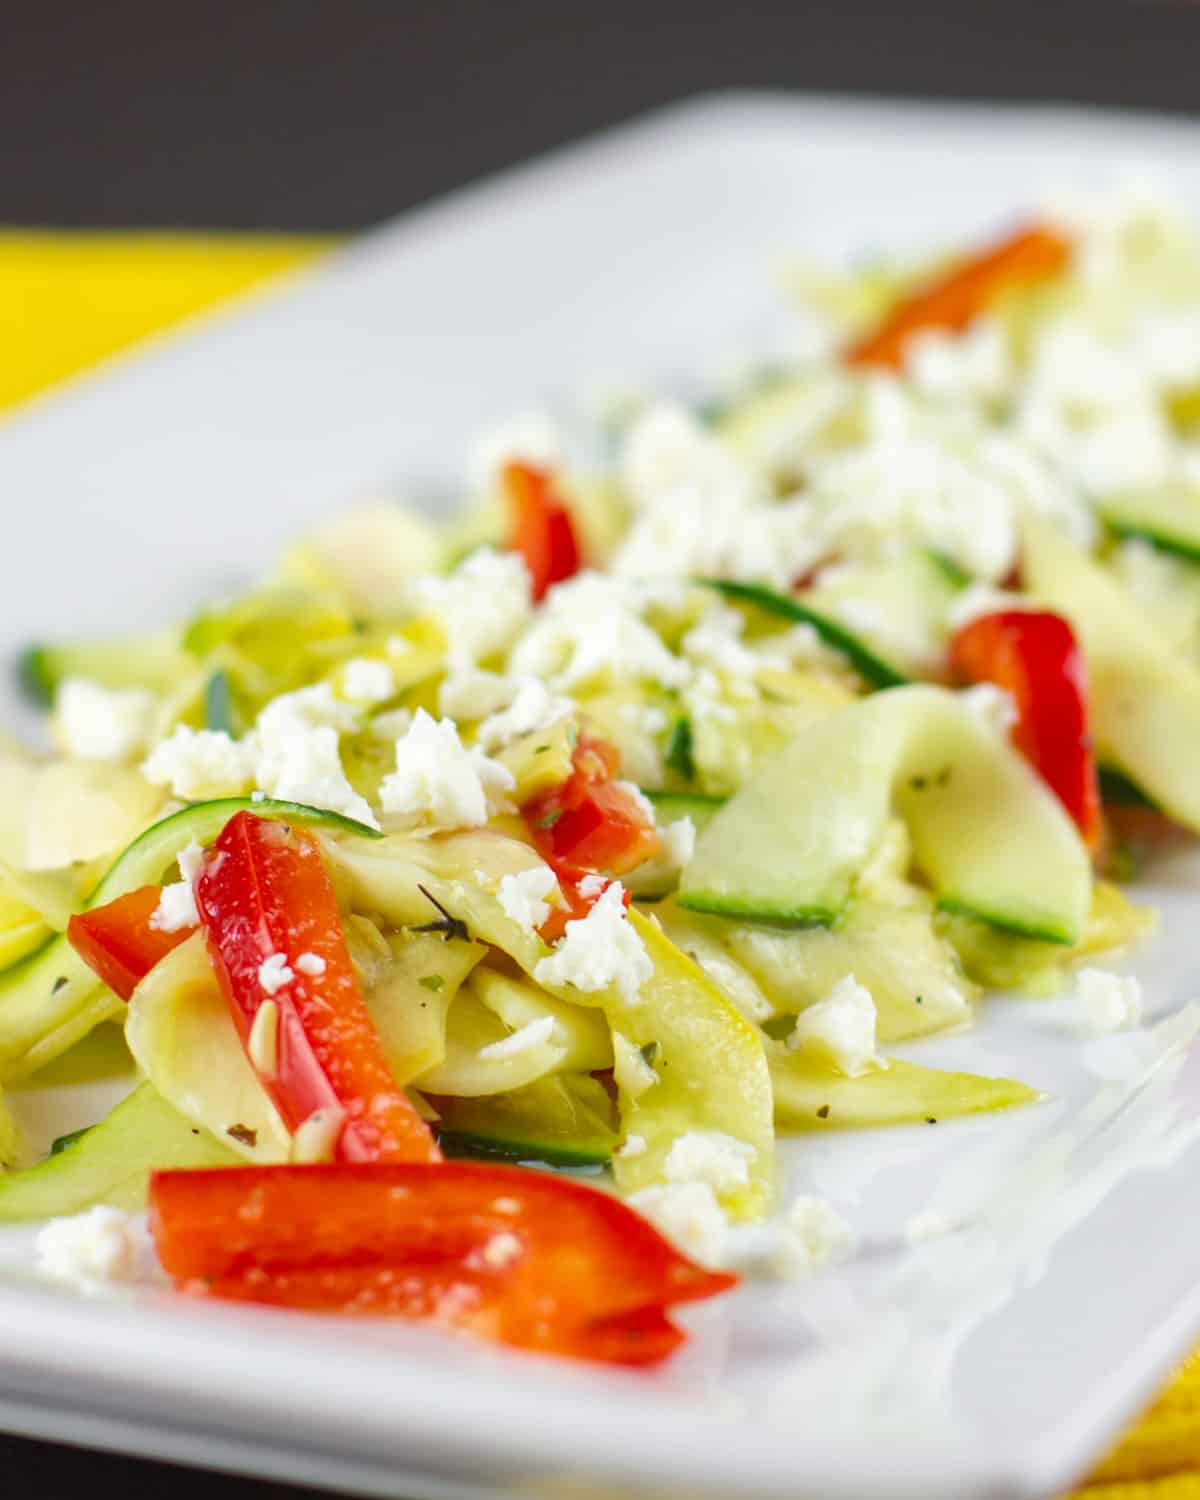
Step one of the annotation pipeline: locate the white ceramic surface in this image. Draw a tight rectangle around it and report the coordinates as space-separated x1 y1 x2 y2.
3 92 1200 1500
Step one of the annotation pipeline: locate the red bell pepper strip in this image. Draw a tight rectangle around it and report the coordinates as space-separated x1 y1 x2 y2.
523 735 661 880
949 609 1101 848
67 885 195 1002
148 1162 735 1367
503 461 582 602
845 224 1070 370
195 811 439 1164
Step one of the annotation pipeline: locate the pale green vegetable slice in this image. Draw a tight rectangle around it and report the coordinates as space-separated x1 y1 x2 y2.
1100 482 1200 562
0 1082 237 1221
414 984 568 1097
126 933 291 1163
769 1044 1040 1131
435 1075 618 1169
0 1082 18 1169
680 683 1091 943
722 899 975 1042
472 967 612 1073
1023 514 1200 832
23 761 163 873
327 841 774 1217
802 550 961 679
365 931 486 1085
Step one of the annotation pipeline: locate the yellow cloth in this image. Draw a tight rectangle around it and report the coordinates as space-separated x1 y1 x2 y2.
1 228 1198 1495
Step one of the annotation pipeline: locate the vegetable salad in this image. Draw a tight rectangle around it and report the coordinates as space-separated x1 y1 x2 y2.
4 180 1199 1364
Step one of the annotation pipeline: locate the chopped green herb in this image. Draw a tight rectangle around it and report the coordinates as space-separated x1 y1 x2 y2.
535 808 564 830
663 716 696 781
51 976 68 995
418 974 445 993
640 1041 661 1067
203 669 237 736
49 1126 93 1156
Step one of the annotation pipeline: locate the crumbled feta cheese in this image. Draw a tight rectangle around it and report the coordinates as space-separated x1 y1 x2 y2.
661 816 696 869
508 572 691 691
478 1015 558 1060
249 683 378 828
496 864 559 932
142 725 256 800
467 410 560 492
623 402 756 513
1075 967 1144 1034
577 873 608 899
961 682 1019 738
616 1133 647 1159
769 1196 855 1279
614 779 656 823
35 1206 155 1294
476 678 572 751
438 667 517 722
149 879 199 934
294 951 326 977
908 318 1012 403
945 582 1033 632
412 548 532 665
627 1181 728 1268
56 678 152 762
663 1131 757 1194
176 838 204 886
342 657 395 704
533 881 653 1005
248 999 280 1075
379 708 515 829
680 604 777 680
258 952 295 996
787 974 880 1077
291 1106 346 1165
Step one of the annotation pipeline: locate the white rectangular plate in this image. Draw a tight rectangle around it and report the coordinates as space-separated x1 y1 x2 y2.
3 92 1200 1500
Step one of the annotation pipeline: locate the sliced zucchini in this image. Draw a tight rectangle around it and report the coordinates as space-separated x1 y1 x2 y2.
769 1045 1040 1131
434 1075 618 1169
364 930 486 1086
17 631 187 708
701 578 908 690
643 791 725 834
0 1081 237 1221
802 550 960 678
0 797 381 1082
679 684 1090 942
0 1083 17 1168
1023 514 1200 832
1100 483 1200 563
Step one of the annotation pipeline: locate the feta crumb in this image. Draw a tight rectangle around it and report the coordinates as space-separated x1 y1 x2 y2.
1076 967 1143 1034
904 1210 953 1245
35 1206 155 1294
56 678 152 762
478 1015 558 1060
614 780 656 824
496 865 559 933
438 666 517 721
663 1131 756 1194
253 685 378 829
379 708 515 829
342 657 395 704
616 1133 647 1159
467 410 560 492
248 999 280 1075
412 549 532 665
148 880 199 934
577 873 608 898
294 951 327 977
533 881 653 1005
291 1106 346 1165
661 816 696 869
258 952 295 996
787 974 881 1077
769 1196 855 1279
476 678 572 751
176 838 204 886
961 682 1019 738
627 1181 728 1267
142 725 256 799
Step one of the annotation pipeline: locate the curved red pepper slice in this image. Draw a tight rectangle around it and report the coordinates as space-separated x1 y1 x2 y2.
846 224 1070 370
67 885 194 1002
149 1162 735 1367
523 735 660 880
195 811 439 1164
503 461 582 602
950 609 1101 848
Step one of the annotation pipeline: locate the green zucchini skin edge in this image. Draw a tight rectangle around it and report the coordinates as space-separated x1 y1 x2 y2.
698 578 910 691
438 1129 610 1171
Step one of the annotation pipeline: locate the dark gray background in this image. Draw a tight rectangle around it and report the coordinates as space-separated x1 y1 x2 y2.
3 0 1198 1495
